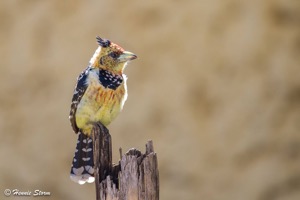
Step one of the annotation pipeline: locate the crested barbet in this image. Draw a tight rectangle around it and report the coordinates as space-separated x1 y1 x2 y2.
69 36 137 184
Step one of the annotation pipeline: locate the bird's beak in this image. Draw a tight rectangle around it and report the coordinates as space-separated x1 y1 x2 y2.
118 51 137 62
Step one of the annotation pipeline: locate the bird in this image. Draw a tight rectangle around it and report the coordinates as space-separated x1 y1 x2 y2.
69 36 137 184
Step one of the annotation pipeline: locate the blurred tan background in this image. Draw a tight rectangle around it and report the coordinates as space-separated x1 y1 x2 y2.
0 0 300 200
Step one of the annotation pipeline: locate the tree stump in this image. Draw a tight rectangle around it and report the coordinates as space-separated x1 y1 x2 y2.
92 122 159 200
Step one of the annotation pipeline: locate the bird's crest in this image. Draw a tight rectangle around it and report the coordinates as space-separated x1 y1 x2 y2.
96 36 110 47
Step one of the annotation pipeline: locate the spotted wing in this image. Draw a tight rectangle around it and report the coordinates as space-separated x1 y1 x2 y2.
69 68 89 133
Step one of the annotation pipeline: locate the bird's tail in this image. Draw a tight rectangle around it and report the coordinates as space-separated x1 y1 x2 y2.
70 132 95 184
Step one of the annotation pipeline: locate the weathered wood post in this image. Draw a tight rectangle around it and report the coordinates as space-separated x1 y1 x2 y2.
92 122 159 200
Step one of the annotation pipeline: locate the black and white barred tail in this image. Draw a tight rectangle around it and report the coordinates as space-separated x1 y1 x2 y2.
70 132 94 184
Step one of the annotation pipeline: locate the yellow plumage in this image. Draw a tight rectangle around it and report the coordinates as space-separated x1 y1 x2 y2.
69 36 136 136
75 69 127 136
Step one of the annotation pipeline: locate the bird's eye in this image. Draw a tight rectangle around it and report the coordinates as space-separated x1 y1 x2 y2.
109 52 118 59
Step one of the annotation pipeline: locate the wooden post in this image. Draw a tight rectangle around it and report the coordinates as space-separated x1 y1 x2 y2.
92 122 112 200
92 122 159 200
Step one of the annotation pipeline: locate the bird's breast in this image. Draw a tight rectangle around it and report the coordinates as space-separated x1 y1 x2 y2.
75 69 127 134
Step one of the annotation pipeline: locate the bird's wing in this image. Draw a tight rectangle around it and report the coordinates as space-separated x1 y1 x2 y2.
69 67 89 133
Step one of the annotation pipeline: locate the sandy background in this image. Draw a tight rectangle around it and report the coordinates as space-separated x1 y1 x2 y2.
0 0 300 200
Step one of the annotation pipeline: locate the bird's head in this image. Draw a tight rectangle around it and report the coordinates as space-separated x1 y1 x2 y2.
89 36 137 74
